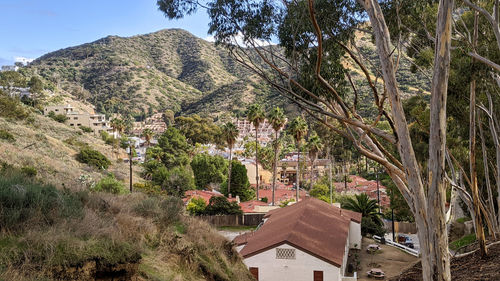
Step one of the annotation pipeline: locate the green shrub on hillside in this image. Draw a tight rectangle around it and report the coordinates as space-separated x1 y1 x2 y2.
0 168 84 230
20 166 37 177
79 126 93 133
0 91 29 120
133 196 183 226
47 111 68 123
76 148 111 169
187 197 207 216
0 129 15 142
94 174 127 194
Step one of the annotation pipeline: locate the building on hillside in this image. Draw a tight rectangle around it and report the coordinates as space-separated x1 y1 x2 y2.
278 153 330 186
43 104 113 135
234 198 361 281
232 118 281 146
253 182 307 205
131 113 167 136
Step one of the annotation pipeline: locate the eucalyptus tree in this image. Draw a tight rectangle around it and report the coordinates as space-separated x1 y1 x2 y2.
221 122 239 196
268 106 287 206
158 0 461 279
247 104 265 200
306 131 323 189
288 116 308 201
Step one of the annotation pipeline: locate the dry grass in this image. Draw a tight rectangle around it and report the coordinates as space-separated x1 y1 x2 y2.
0 113 142 190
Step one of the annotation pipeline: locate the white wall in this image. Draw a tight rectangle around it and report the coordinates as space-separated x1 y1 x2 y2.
244 243 342 281
349 222 362 249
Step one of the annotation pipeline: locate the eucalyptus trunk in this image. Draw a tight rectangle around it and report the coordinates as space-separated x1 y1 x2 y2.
296 142 300 202
469 11 488 256
360 0 455 280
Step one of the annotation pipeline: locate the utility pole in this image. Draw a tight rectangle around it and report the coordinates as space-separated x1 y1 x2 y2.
129 143 133 193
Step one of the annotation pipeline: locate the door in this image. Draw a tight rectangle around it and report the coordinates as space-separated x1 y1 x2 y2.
313 270 323 281
249 267 259 281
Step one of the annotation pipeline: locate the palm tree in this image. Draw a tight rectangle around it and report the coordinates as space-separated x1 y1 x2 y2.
247 104 265 200
142 128 154 146
307 131 323 189
342 193 383 226
267 107 286 206
110 118 125 138
221 122 239 196
289 116 308 202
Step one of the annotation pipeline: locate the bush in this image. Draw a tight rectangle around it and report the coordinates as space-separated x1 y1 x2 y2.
20 166 37 177
0 168 84 230
152 165 195 197
0 92 29 120
80 126 93 133
220 160 254 201
0 129 15 142
133 196 183 226
361 217 386 237
204 196 242 215
94 174 127 194
47 111 68 123
187 197 207 215
76 147 111 169
191 153 227 189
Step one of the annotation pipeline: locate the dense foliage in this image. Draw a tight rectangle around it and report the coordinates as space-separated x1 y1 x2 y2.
191 153 228 189
76 147 111 170
221 160 254 202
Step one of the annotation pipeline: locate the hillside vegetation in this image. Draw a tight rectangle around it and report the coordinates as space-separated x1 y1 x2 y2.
27 29 283 118
25 28 429 120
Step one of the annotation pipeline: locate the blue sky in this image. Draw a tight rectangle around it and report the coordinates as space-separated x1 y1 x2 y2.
0 0 211 65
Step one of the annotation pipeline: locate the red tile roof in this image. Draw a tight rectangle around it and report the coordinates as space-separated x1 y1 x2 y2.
252 184 307 204
239 200 269 213
183 190 238 205
334 175 391 208
238 198 361 267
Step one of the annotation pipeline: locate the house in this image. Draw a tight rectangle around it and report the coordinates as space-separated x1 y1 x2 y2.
43 104 113 135
278 153 331 185
234 198 362 281
183 190 239 205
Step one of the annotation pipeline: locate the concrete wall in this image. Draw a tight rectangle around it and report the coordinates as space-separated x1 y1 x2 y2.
244 243 342 281
349 222 362 249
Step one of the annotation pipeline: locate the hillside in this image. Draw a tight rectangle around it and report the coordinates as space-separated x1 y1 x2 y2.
0 93 254 281
27 29 282 118
26 28 430 120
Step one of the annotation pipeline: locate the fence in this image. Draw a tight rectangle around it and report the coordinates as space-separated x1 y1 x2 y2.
384 221 417 234
198 213 266 227
373 235 420 257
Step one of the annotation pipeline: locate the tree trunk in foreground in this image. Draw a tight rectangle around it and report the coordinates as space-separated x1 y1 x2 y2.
272 130 279 206
255 126 260 200
360 0 454 280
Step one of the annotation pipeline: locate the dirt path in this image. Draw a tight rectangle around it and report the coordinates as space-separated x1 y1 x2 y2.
356 237 418 280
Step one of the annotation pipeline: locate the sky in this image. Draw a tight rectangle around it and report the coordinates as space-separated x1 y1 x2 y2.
0 0 211 65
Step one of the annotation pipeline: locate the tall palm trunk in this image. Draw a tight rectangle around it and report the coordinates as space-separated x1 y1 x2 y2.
272 130 278 206
309 157 314 189
255 126 260 200
296 142 300 202
228 146 233 196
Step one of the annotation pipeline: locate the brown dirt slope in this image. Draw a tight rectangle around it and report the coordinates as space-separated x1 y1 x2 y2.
390 243 500 281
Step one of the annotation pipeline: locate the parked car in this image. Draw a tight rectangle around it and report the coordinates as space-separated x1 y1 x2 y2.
397 234 414 248
367 268 385 279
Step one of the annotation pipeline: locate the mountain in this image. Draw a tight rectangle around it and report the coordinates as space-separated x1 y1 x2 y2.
26 28 429 120
27 29 282 118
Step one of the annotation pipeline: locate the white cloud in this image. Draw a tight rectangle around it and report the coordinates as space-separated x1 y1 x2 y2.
14 57 35 65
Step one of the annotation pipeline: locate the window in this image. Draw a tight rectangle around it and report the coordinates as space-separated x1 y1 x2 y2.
313 271 323 281
276 248 296 259
73 117 78 120
249 267 259 281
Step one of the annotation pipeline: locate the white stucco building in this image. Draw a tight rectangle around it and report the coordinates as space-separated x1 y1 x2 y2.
234 198 362 281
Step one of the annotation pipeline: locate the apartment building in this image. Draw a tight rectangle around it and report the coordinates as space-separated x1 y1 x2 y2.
43 104 113 134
